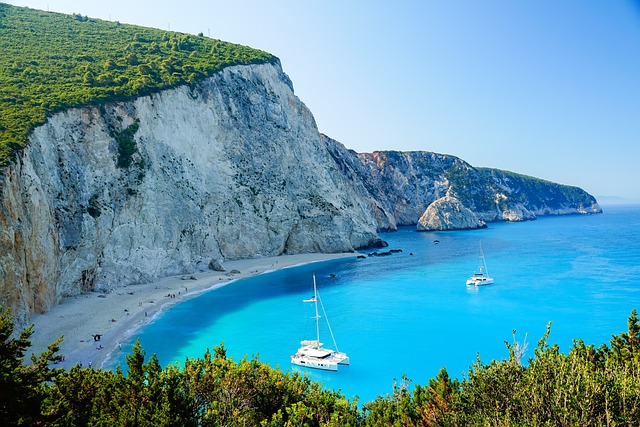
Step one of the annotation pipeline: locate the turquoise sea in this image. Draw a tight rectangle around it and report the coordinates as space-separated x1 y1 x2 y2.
110 204 640 403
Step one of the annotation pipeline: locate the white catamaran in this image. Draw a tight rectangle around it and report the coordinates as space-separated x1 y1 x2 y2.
466 242 494 286
291 274 349 371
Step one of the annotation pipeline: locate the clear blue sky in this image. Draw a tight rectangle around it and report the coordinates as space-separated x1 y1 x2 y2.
7 1 640 201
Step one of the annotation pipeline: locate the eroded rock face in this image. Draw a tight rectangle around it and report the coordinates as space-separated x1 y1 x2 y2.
417 195 486 231
0 62 380 324
322 142 601 229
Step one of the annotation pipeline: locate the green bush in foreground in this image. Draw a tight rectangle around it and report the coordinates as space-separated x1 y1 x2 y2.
1 306 639 426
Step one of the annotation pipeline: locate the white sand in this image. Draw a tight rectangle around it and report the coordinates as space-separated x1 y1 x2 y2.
27 253 356 370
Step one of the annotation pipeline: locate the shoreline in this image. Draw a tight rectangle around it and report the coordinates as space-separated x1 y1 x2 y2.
27 252 357 370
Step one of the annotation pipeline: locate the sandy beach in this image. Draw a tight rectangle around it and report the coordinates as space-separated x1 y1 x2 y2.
27 252 357 370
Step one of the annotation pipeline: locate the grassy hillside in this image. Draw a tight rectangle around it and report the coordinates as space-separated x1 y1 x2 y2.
0 3 277 166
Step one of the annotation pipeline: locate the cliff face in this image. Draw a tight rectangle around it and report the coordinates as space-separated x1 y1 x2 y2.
0 62 380 323
0 62 601 323
322 142 601 230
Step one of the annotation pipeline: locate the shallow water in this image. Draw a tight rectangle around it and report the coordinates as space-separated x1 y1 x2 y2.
111 204 640 403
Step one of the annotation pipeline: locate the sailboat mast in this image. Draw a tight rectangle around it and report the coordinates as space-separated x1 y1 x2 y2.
479 242 489 276
313 274 321 345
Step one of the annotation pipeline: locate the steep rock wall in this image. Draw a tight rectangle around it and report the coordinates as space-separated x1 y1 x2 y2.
0 62 380 324
322 140 601 230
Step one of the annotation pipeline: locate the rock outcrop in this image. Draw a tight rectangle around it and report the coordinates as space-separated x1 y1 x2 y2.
417 195 486 231
0 61 602 324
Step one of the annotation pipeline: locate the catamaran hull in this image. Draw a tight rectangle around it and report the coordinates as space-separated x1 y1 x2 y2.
333 352 350 365
466 277 494 286
292 346 349 370
291 355 338 371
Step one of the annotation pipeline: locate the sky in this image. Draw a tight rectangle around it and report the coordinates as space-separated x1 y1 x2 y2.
6 1 640 202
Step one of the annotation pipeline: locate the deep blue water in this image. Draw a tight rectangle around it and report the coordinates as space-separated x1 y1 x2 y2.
110 204 640 403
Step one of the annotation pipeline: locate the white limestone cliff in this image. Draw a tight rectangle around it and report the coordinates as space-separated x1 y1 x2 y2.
0 62 380 324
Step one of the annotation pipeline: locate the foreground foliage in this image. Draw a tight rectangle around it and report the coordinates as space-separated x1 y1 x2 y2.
0 3 276 166
1 307 639 426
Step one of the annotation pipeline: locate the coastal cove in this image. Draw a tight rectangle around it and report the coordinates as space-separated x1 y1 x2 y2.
27 253 357 372
1 2 637 422
107 204 640 403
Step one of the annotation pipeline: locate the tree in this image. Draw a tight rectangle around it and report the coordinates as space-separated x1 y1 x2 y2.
0 307 62 426
610 308 640 361
413 367 460 426
44 366 114 425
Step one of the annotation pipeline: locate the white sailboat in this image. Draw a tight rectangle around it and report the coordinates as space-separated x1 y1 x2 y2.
291 274 349 371
466 242 494 286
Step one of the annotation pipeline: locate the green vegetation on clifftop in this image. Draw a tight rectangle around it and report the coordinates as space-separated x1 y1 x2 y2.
0 3 277 166
479 167 597 208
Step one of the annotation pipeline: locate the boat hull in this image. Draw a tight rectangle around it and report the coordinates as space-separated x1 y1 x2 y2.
333 352 350 365
466 277 494 286
291 345 349 371
291 354 338 371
